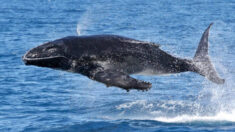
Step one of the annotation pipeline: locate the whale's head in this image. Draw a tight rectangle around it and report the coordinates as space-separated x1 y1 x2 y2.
22 39 70 70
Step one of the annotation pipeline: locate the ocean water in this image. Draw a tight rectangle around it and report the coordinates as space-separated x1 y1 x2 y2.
1 0 235 131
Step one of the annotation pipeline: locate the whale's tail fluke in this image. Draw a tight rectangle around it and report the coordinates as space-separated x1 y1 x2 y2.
192 23 225 84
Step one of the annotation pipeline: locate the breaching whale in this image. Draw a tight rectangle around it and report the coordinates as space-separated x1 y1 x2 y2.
23 23 224 91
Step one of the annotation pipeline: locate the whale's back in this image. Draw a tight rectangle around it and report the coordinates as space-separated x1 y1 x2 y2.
59 35 160 60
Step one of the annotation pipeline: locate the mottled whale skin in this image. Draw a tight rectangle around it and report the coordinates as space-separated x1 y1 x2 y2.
23 23 224 91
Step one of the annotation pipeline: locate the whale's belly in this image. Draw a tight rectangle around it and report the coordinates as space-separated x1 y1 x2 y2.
95 55 167 75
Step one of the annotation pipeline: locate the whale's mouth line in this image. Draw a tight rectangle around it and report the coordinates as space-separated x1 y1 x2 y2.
22 55 70 67
22 53 69 64
23 56 68 61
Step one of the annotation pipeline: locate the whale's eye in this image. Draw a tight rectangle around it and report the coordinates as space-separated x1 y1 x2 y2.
43 44 59 53
47 47 58 53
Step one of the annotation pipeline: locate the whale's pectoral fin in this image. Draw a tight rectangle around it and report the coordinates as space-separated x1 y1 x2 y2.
90 69 152 92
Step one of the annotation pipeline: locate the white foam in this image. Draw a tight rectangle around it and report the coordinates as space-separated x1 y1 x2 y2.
154 110 235 123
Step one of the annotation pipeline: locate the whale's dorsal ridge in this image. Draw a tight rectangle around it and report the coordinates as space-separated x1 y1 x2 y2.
116 35 160 47
88 34 160 47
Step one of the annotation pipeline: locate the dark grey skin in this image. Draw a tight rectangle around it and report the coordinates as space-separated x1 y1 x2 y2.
23 23 224 91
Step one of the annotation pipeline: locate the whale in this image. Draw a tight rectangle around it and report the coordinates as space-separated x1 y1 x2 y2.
22 23 224 91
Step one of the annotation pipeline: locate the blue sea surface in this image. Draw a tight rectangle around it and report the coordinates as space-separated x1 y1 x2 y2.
1 0 235 131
